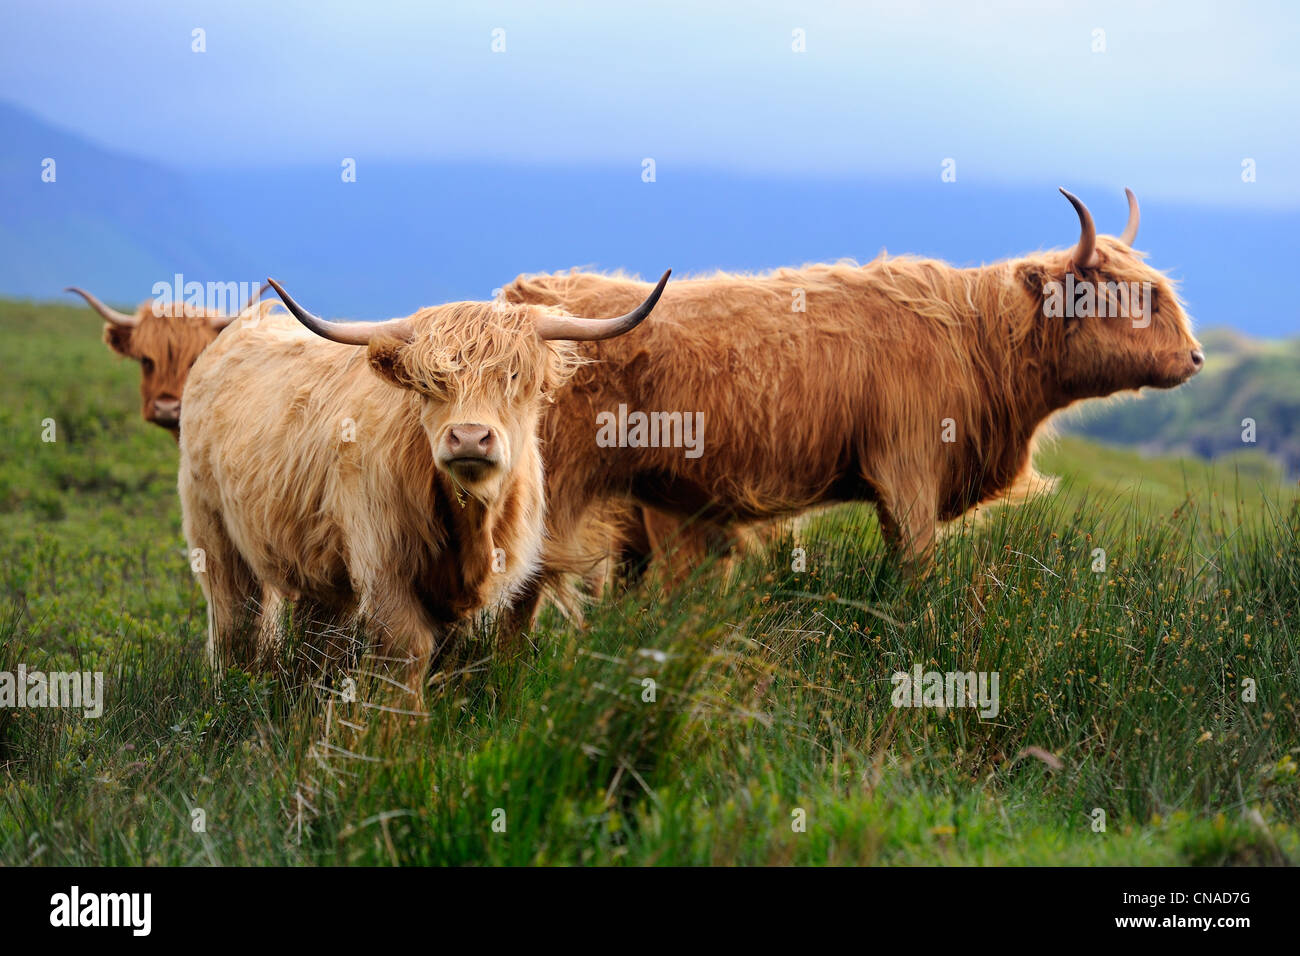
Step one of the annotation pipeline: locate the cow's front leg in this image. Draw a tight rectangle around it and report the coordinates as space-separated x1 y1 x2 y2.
873 468 939 574
255 585 290 670
495 577 545 655
357 584 442 695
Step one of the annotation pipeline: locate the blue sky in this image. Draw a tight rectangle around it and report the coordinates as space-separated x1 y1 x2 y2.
3 0 1297 206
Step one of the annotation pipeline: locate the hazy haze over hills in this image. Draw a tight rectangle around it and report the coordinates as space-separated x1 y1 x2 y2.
2 101 1298 337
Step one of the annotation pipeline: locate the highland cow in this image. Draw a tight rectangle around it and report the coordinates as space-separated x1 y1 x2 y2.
502 189 1202 631
67 284 267 435
178 273 668 679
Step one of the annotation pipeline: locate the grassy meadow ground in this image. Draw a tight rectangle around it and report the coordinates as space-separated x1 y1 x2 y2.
1 297 1298 865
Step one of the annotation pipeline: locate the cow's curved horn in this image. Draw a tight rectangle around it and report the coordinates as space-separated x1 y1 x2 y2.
66 287 137 327
534 269 671 342
1119 188 1140 246
268 278 411 345
1059 188 1099 269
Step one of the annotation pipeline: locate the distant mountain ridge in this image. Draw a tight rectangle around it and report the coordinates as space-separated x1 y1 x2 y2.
0 102 260 304
3 100 1299 335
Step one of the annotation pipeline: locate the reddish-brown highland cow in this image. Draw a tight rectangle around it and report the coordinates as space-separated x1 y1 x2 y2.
66 284 267 436
502 189 1203 631
178 274 668 681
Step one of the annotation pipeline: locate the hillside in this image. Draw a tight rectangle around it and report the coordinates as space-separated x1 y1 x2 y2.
1063 326 1300 480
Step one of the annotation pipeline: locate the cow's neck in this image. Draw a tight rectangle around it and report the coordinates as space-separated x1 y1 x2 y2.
418 461 540 624
423 474 504 622
946 267 1061 510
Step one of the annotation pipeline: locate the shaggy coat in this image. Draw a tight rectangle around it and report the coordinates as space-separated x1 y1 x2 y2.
504 206 1202 628
179 303 580 676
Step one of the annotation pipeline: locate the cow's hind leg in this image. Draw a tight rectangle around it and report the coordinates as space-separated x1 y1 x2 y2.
187 509 263 671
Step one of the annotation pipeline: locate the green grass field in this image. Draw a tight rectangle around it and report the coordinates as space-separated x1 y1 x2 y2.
2 298 1298 865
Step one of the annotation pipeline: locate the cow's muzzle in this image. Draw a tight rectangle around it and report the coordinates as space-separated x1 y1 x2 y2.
437 424 500 481
150 397 181 428
1151 348 1205 389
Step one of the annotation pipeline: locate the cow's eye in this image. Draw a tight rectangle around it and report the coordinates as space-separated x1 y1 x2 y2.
141 357 155 373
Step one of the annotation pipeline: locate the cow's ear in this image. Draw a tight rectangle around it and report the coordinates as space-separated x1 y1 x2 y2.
368 337 414 388
541 341 580 395
1017 262 1077 328
103 323 135 356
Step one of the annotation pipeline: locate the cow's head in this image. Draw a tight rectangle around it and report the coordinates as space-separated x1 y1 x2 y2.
269 272 669 504
69 285 262 435
1018 189 1203 402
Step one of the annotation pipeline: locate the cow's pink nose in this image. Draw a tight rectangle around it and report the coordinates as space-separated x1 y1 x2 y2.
1190 349 1204 369
447 424 495 458
152 397 181 422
